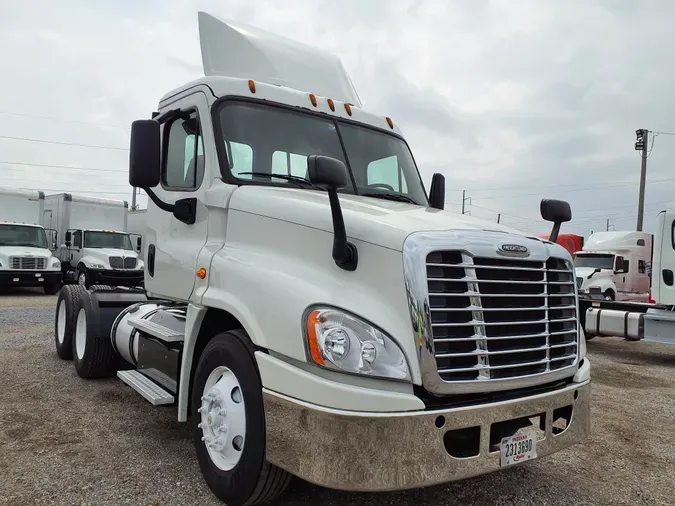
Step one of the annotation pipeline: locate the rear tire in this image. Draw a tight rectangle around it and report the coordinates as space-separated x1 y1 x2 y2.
191 329 291 506
72 290 119 378
603 289 615 301
54 285 88 360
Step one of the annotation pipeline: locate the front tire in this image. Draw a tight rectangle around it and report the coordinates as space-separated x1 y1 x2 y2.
54 285 88 360
603 289 615 301
77 266 93 289
191 330 291 506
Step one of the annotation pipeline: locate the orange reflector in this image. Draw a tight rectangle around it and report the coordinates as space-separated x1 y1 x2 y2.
344 103 352 116
386 117 394 129
196 268 207 279
309 93 317 107
306 310 325 366
327 98 335 111
248 80 256 93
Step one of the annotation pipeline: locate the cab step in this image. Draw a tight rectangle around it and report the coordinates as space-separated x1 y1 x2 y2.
128 317 184 342
117 370 175 406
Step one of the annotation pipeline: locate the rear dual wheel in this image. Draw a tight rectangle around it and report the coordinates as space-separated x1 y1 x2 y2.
54 285 88 360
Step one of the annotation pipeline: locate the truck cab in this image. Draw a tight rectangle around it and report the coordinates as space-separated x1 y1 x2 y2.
63 228 144 288
574 231 652 301
54 12 590 506
0 221 62 294
650 210 675 306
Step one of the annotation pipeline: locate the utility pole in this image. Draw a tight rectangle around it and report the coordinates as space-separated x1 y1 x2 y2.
461 190 471 215
497 213 501 224
635 129 648 231
606 218 609 231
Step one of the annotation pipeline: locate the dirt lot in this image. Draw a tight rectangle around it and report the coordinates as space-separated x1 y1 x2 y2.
1 289 674 506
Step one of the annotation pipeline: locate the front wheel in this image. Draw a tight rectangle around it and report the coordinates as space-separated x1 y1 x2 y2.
603 289 615 301
77 267 92 289
191 330 291 506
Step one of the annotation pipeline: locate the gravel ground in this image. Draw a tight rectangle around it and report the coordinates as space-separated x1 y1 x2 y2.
1 288 674 506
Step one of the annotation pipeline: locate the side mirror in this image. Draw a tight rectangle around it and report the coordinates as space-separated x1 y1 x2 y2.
65 231 72 247
540 198 572 243
136 237 142 249
428 173 445 210
307 155 357 271
129 119 161 188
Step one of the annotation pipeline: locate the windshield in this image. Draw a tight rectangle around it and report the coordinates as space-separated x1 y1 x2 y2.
0 224 48 248
84 231 133 250
574 254 615 270
216 101 429 206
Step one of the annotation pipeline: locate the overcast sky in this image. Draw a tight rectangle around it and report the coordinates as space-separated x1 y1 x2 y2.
2 0 674 237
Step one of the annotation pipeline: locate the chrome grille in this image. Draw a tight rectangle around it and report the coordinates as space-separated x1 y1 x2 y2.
10 257 46 270
426 252 578 383
109 257 136 269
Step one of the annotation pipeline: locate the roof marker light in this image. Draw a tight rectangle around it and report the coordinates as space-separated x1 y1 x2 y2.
327 98 335 111
386 117 394 129
248 80 256 93
344 103 353 116
309 94 318 107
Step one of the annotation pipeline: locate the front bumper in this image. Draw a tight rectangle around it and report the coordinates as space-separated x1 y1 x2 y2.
263 379 590 492
89 269 143 286
0 270 62 287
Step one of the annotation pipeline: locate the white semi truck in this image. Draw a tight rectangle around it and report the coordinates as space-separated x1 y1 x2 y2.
42 193 144 288
126 208 146 260
581 210 675 346
53 12 591 505
0 187 62 294
574 231 653 302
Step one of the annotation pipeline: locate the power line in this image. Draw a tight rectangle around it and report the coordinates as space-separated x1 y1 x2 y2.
0 135 128 151
0 161 126 174
0 110 129 131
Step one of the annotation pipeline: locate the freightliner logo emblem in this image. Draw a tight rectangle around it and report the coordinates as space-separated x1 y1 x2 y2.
497 243 530 256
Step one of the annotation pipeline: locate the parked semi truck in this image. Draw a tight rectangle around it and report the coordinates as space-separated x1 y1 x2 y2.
581 211 675 346
53 12 591 505
0 187 62 294
42 193 144 288
574 231 653 302
126 208 146 260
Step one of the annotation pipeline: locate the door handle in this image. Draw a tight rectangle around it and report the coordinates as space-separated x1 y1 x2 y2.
663 269 674 286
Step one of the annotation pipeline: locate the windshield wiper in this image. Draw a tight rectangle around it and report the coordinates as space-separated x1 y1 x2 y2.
237 172 321 190
360 192 417 204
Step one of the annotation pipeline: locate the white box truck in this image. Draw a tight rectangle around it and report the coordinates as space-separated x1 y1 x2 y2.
42 193 144 288
53 12 590 506
574 231 653 302
0 187 62 294
126 208 146 260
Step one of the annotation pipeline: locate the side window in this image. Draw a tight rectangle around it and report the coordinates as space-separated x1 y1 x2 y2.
163 111 203 189
638 260 646 273
672 220 675 250
272 151 308 178
623 260 630 273
73 230 82 248
366 155 408 193
225 141 254 179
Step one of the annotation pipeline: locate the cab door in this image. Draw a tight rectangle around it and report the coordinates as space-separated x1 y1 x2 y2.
143 90 211 301
652 211 675 305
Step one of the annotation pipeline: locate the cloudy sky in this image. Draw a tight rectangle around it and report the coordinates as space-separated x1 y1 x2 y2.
2 0 675 238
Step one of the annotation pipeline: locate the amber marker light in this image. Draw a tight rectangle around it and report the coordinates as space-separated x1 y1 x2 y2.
305 310 325 366
248 79 256 93
386 117 394 129
196 268 207 279
309 93 318 107
344 103 353 116
327 98 335 111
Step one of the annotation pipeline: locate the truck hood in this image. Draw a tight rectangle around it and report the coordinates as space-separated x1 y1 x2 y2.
83 248 138 260
229 186 541 251
0 246 52 260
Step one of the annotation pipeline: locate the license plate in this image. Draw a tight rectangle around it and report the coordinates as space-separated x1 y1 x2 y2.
38 278 44 282
35 273 42 277
500 431 537 466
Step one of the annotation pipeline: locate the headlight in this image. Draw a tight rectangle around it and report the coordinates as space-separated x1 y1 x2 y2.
51 261 61 269
89 263 106 269
304 307 410 381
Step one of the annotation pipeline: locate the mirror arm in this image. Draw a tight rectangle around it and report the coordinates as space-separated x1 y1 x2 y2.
327 191 358 271
549 222 562 243
144 188 174 213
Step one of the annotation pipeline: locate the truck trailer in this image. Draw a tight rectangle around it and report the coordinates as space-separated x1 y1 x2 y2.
53 12 591 505
0 187 62 294
42 193 144 288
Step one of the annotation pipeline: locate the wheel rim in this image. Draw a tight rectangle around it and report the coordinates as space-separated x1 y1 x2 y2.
78 273 87 286
57 300 66 344
75 308 87 360
199 366 246 471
